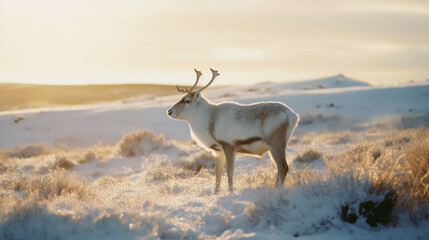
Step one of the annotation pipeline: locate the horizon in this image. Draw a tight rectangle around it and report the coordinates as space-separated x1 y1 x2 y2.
1 0 428 86
0 73 368 87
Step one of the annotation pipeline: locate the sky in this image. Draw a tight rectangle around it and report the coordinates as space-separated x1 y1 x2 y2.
0 0 428 86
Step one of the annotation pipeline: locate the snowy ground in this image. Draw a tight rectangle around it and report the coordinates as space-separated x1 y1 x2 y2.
1 76 429 239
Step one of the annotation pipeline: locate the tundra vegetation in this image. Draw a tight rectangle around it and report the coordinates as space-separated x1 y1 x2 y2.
1 78 428 239
0 124 428 239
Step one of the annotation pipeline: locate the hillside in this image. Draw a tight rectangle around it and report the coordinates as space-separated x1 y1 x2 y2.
1 79 428 240
0 83 177 112
255 74 371 90
0 75 371 112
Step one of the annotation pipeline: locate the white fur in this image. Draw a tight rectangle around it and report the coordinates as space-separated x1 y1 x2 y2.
168 85 299 194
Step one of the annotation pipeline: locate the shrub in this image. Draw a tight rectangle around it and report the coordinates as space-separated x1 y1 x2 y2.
245 169 400 234
181 151 215 173
2 170 93 201
295 149 322 164
402 134 429 212
9 144 46 159
146 151 214 181
118 130 171 157
78 151 97 164
246 132 429 232
147 158 178 181
54 157 74 170
403 135 429 184
341 190 398 227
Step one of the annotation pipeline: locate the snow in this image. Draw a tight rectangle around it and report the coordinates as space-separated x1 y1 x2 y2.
255 74 371 90
1 76 429 239
1 78 428 148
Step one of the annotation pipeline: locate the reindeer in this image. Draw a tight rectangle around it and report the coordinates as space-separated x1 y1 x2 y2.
167 68 299 194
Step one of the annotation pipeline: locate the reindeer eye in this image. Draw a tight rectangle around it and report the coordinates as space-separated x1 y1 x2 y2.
184 99 191 104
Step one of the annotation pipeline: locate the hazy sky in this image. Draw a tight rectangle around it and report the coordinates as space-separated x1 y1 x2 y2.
0 0 428 86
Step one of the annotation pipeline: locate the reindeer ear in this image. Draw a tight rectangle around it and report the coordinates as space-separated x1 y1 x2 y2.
193 91 201 103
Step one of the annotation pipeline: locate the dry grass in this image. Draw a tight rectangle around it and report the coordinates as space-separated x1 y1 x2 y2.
246 127 429 229
118 130 172 157
243 165 277 188
8 144 47 159
146 151 215 181
295 149 322 164
401 133 429 215
78 152 97 164
179 151 215 173
0 127 428 237
341 130 429 221
403 133 429 183
293 130 358 147
1 170 93 201
146 158 185 181
54 157 74 170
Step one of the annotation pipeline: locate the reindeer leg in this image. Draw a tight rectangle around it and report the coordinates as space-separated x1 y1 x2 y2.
269 146 288 186
214 151 226 194
267 123 288 186
222 143 236 192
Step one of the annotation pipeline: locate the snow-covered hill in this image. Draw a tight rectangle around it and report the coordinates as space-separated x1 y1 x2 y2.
1 78 429 240
1 80 427 148
255 74 370 90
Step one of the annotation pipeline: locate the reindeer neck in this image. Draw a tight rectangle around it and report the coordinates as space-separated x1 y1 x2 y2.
187 99 219 148
187 98 214 125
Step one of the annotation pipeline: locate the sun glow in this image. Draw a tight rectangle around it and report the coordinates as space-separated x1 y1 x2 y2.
0 0 428 85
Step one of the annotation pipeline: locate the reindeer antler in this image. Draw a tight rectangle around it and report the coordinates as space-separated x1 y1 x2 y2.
196 68 219 92
176 84 187 93
176 68 202 93
176 68 219 93
187 68 202 92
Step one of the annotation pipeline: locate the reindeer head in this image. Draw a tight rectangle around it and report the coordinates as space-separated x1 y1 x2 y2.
167 68 219 121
